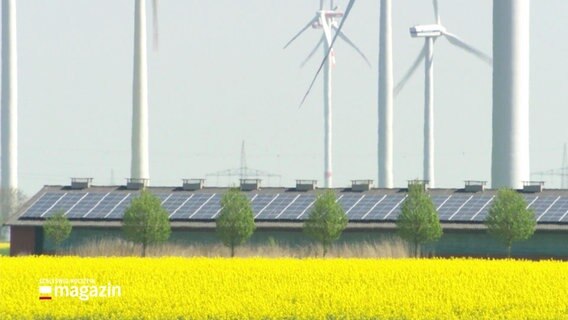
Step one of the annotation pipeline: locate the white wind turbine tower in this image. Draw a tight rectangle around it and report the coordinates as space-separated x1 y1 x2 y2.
492 0 530 189
285 0 370 188
378 0 393 188
395 0 492 188
131 0 158 182
1 0 18 193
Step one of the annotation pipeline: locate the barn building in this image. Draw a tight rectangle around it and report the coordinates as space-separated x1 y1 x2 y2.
6 178 568 258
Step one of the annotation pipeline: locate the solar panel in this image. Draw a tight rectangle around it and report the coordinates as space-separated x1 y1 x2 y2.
43 193 85 216
106 194 136 219
527 196 558 222
155 193 172 203
84 193 131 219
447 195 474 221
535 196 562 221
467 195 549 222
21 192 66 218
362 194 406 220
277 194 315 220
470 194 538 222
191 194 222 220
437 195 472 220
348 195 386 220
250 194 277 217
447 195 491 221
432 195 451 210
538 198 568 222
66 193 108 218
256 194 299 220
338 194 365 213
18 188 568 225
560 211 568 223
294 197 317 220
170 194 212 220
187 193 218 219
162 194 191 215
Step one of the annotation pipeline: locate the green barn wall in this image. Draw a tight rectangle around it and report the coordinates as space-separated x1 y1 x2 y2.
45 227 568 258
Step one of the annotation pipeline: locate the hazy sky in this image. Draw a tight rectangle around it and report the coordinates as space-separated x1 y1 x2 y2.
6 0 568 195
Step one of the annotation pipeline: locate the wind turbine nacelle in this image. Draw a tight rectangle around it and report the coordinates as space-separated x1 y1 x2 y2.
410 24 445 38
312 10 343 29
317 10 344 19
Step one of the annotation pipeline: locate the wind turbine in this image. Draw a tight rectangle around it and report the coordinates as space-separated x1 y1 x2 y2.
1 0 18 193
394 0 491 188
378 0 393 188
492 0 530 189
131 0 159 182
284 0 370 188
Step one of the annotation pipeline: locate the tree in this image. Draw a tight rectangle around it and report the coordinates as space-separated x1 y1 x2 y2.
216 188 256 257
485 188 536 257
303 190 348 257
43 211 72 251
0 188 27 241
122 191 171 257
396 183 442 257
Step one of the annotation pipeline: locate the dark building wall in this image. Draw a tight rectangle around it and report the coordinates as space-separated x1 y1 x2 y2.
10 226 43 256
429 230 568 259
45 226 568 259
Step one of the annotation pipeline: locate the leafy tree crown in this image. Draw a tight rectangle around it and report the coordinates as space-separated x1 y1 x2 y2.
216 188 256 248
485 188 536 247
396 183 442 245
303 190 348 246
122 190 171 246
44 211 72 247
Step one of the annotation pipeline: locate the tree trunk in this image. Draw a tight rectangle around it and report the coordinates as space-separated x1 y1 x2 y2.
507 243 512 258
230 243 235 258
414 241 419 258
142 242 146 257
322 242 328 257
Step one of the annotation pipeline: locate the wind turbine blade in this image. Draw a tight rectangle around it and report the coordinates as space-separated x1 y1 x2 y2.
394 43 427 96
300 37 324 68
152 0 159 50
299 0 357 107
433 0 441 24
283 17 317 49
333 26 371 68
443 32 492 65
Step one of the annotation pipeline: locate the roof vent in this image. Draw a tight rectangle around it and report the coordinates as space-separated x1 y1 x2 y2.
126 178 149 190
408 179 429 191
464 180 486 193
182 179 205 191
522 181 544 193
296 180 317 191
70 178 92 190
351 180 373 192
240 179 261 191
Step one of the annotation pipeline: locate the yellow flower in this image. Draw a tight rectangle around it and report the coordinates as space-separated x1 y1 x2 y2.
0 257 566 319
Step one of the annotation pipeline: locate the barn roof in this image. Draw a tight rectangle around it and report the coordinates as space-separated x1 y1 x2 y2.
6 185 568 230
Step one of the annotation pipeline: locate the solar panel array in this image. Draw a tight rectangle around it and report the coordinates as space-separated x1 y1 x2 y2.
19 190 568 223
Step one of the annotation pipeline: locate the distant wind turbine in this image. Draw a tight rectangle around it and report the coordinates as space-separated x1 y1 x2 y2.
1 0 18 193
395 0 492 188
285 0 369 188
131 0 159 182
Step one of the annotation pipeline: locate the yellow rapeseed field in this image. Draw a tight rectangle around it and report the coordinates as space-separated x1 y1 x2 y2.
0 257 567 320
